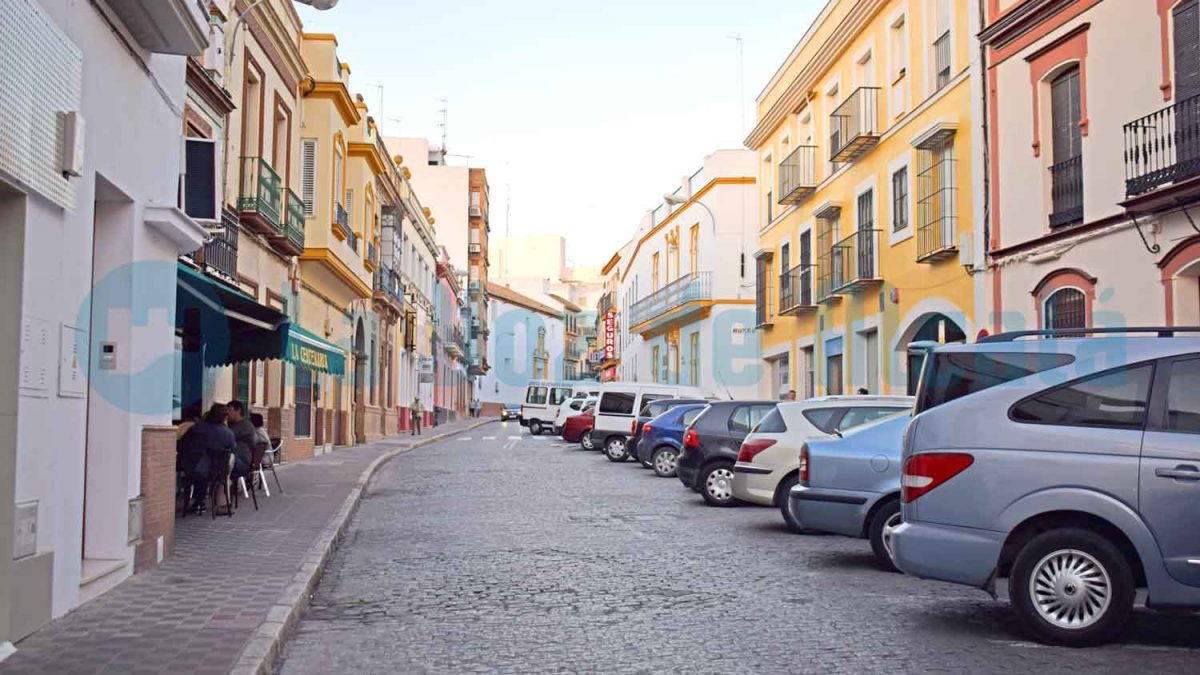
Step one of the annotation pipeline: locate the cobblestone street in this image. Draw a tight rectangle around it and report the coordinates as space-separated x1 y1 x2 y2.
279 421 1200 674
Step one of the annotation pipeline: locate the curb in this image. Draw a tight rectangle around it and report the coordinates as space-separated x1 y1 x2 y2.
229 418 497 675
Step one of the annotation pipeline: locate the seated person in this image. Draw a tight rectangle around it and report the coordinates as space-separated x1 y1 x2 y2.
226 400 255 476
251 412 270 450
178 403 236 514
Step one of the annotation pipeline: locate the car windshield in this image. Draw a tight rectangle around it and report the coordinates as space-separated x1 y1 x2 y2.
840 410 909 437
914 351 1075 414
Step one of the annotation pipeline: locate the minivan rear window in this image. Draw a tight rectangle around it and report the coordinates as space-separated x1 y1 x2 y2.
599 392 636 415
915 351 1074 413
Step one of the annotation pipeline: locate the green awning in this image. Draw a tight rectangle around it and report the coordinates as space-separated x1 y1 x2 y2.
176 263 344 375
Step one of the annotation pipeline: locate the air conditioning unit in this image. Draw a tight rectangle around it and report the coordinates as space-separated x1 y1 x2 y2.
469 206 481 217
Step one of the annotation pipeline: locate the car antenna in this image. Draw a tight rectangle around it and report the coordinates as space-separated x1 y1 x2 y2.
714 370 735 401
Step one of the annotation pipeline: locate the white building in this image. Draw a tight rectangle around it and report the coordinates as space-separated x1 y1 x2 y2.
612 150 761 398
0 0 208 645
479 283 566 406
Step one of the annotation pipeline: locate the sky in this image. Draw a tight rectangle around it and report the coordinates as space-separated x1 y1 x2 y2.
296 0 825 267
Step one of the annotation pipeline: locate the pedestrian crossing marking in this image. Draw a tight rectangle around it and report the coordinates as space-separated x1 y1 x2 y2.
482 436 496 440
507 436 521 440
457 437 472 441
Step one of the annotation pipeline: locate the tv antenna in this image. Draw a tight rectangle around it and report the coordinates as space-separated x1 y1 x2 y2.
437 98 448 153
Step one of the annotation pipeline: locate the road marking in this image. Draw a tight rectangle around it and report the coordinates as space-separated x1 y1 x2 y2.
503 438 519 450
482 436 496 440
457 437 472 441
507 436 521 440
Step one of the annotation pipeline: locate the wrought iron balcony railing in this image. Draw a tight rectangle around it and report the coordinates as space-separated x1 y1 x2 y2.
374 267 404 306
818 229 881 298
598 291 614 316
276 188 305 253
830 87 881 163
1124 93 1200 197
628 271 711 328
1049 156 1084 228
916 156 958 262
778 263 815 315
778 145 818 205
192 209 239 282
934 31 952 90
334 202 356 250
238 157 283 230
367 240 378 268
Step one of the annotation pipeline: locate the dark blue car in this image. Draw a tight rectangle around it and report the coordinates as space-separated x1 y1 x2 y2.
634 404 708 478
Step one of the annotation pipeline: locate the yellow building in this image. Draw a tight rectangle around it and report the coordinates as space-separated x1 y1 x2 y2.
748 0 979 398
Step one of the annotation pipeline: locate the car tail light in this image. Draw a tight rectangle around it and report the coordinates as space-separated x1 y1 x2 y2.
799 444 809 486
683 428 700 449
901 453 974 503
737 438 776 463
643 423 652 434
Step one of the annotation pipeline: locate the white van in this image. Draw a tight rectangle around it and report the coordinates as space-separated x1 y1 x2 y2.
521 381 595 435
593 383 706 458
552 388 600 433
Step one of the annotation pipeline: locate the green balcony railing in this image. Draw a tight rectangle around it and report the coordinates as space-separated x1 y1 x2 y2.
284 188 305 250
238 157 282 228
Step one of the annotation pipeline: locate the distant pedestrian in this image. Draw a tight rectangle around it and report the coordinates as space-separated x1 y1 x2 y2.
471 398 481 418
856 387 869 395
410 397 424 436
786 390 797 401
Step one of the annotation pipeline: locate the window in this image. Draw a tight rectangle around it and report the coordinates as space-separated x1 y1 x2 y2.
827 354 844 395
334 144 344 208
681 407 705 426
652 252 660 291
550 387 571 406
689 224 700 274
1048 66 1084 227
766 191 774 223
1166 358 1200 433
858 189 874 231
639 394 670 416
890 15 908 116
295 368 313 438
301 139 317 216
526 386 548 405
916 352 1076 413
1044 287 1086 330
183 138 217 221
234 362 251 403
1011 365 1154 430
933 0 952 90
755 256 771 326
892 167 909 231
802 408 841 434
802 346 815 398
599 391 636 415
689 331 700 386
837 407 908 432
757 407 788 433
728 405 773 435
651 345 661 383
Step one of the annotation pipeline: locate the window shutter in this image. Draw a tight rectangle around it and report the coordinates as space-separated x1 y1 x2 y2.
1050 68 1082 162
346 188 355 221
184 138 217 221
1175 0 1200 101
301 139 316 216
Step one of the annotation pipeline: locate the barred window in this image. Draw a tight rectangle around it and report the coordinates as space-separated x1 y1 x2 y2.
892 167 909 231
1044 288 1086 330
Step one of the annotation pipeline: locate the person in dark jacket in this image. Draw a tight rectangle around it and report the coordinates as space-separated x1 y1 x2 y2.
178 403 236 514
227 400 254 475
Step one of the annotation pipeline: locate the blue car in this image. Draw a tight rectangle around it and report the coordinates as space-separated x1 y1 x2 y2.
789 413 910 571
634 404 708 478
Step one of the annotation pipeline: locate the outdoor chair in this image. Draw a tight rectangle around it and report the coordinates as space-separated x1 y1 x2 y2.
208 449 235 519
233 442 267 511
260 439 283 495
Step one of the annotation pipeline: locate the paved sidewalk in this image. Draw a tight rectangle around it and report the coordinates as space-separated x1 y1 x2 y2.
1 418 494 675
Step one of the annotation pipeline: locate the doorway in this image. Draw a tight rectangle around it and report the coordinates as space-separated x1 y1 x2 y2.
353 319 365 444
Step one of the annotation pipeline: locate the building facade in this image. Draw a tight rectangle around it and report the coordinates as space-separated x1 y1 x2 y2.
434 251 469 422
748 0 981 399
611 150 762 398
982 0 1200 333
480 283 567 406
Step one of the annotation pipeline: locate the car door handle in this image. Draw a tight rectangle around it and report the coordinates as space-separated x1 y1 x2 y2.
1155 466 1200 481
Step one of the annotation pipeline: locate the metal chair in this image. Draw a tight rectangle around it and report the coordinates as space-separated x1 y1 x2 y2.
259 439 283 495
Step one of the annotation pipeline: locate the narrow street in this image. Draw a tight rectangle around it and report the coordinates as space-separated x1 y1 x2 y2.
279 421 1200 674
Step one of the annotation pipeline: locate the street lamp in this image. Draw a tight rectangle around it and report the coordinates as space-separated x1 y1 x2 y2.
227 0 338 81
663 192 748 280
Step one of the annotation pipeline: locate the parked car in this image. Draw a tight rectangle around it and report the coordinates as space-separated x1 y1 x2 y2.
635 404 708 477
499 403 521 422
561 404 596 449
625 398 708 466
552 391 598 434
891 328 1200 647
521 381 592 435
786 413 910 570
676 400 778 506
732 396 913 528
593 383 705 462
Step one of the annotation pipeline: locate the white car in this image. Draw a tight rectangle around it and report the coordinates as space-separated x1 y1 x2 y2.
593 383 707 460
521 381 593 435
731 396 913 532
552 391 598 434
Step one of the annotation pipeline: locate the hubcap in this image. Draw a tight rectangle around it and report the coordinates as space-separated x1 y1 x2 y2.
607 440 625 457
1030 549 1112 630
582 432 593 449
706 468 734 501
881 512 902 561
654 451 677 474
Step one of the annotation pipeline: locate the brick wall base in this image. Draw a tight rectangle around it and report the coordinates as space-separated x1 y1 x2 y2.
280 406 314 461
135 426 176 572
480 402 503 417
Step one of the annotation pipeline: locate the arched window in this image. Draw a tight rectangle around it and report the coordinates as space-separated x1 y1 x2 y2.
1044 287 1086 330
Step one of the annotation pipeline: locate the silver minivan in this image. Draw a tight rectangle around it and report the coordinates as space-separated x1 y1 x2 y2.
892 327 1200 646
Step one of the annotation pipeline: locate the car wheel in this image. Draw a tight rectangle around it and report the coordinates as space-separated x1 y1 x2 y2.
867 500 902 572
529 420 543 435
604 437 628 462
776 475 808 534
1009 527 1135 647
700 462 737 507
580 430 595 451
651 447 678 478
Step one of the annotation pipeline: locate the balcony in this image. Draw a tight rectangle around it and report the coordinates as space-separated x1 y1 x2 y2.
468 242 482 255
366 240 378 271
628 271 711 333
1124 93 1200 200
565 344 582 361
778 264 816 315
237 157 283 236
106 0 207 55
778 145 818 205
333 203 357 250
270 188 305 256
1049 156 1084 228
468 280 482 297
598 291 614 316
830 87 881 163
818 229 881 298
373 267 404 310
916 156 958 262
188 209 239 283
